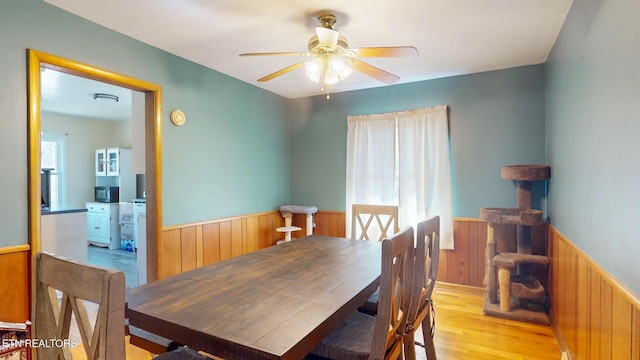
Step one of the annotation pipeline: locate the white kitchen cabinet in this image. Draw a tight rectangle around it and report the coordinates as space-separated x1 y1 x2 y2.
86 202 120 249
95 147 136 203
96 148 129 176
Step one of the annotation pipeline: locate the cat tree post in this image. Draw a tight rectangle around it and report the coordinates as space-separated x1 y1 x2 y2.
484 222 497 304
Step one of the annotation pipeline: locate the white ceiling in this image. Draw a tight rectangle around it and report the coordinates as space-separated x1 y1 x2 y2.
43 0 572 100
41 69 133 121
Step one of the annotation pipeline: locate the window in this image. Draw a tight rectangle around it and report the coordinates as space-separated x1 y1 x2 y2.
41 133 67 208
346 105 454 249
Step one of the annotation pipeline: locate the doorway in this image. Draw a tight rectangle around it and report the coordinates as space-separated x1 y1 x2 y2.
41 67 145 286
28 49 163 283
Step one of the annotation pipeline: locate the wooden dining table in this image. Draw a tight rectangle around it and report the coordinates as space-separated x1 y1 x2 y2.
126 235 382 360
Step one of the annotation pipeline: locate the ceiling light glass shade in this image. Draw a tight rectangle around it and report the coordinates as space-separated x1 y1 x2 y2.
304 55 353 87
304 58 323 83
323 74 340 85
327 56 353 80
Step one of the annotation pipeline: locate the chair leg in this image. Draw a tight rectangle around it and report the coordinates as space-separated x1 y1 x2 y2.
421 305 437 360
404 330 417 360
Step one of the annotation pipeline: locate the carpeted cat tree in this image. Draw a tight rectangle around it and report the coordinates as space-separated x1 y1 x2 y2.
480 165 551 325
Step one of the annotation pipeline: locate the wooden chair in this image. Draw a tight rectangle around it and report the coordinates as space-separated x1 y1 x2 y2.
33 252 126 359
353 205 399 315
32 252 206 360
351 204 399 241
310 226 415 360
404 216 440 360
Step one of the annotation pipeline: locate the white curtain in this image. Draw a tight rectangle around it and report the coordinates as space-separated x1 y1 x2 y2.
345 113 396 237
345 105 454 250
397 105 454 249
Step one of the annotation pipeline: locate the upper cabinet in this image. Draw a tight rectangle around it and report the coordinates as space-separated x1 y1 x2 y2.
95 147 135 202
96 148 128 176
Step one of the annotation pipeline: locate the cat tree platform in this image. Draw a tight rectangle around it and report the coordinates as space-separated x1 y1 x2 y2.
480 207 545 226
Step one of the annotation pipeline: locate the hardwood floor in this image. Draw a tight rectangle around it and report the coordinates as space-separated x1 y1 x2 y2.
422 283 561 360
87 244 138 288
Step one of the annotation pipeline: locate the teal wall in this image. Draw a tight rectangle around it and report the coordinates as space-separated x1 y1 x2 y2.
0 0 290 247
546 0 640 294
288 65 547 217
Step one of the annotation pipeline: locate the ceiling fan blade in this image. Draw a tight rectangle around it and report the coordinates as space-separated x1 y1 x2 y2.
240 52 309 57
349 46 419 58
349 58 400 84
257 62 305 82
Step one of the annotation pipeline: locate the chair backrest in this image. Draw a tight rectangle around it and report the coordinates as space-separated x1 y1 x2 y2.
33 252 126 360
351 204 399 241
370 226 415 360
406 216 440 329
419 216 440 301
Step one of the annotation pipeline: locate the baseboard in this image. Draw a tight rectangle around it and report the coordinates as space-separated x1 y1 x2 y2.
550 316 573 360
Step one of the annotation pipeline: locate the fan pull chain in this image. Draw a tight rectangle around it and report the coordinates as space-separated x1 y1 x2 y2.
322 82 331 99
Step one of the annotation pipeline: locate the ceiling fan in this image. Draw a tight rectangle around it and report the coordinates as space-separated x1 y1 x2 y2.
240 14 418 95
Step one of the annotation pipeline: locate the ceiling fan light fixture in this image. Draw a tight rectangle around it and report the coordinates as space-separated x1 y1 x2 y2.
240 12 414 96
305 55 354 88
327 56 353 79
93 93 119 103
304 58 323 83
324 73 340 85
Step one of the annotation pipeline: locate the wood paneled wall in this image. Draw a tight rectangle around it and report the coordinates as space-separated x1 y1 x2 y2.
159 210 281 279
549 226 640 359
158 210 348 279
0 245 30 322
158 215 538 288
436 218 547 288
437 218 486 286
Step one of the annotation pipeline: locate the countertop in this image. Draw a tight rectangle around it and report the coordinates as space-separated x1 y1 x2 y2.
41 207 88 215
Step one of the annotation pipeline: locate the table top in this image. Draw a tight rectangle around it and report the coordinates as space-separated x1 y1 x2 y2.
126 235 382 360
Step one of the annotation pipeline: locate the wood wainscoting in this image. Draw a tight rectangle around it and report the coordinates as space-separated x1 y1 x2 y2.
158 215 548 287
158 210 347 279
159 210 281 279
548 226 640 359
437 218 548 288
0 245 30 322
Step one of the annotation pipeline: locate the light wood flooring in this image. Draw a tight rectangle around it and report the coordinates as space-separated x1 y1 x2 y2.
422 283 562 360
